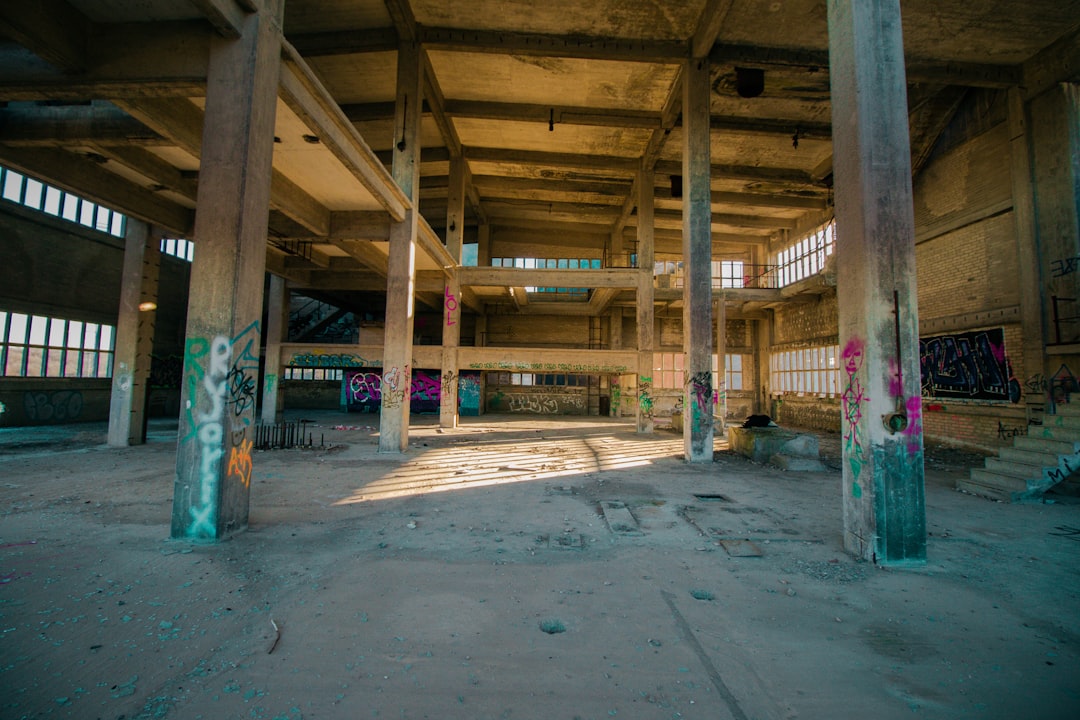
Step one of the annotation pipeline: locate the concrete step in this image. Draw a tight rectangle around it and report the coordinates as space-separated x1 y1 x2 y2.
969 468 1032 493
1013 436 1080 455
1028 424 1080 442
999 447 1063 466
1051 402 1080 418
985 457 1043 479
957 474 1021 502
1039 413 1080 431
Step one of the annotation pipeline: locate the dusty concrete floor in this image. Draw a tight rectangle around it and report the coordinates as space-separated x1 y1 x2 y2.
1 412 1078 720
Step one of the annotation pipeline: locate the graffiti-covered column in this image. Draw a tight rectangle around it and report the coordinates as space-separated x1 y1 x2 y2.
380 41 422 452
440 155 465 429
108 219 160 447
682 56 714 462
171 2 281 541
636 163 655 433
828 0 926 564
261 274 288 425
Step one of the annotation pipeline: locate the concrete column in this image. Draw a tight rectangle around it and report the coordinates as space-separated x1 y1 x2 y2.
636 164 656 433
260 274 288 425
379 41 423 452
716 296 727 425
1006 88 1048 417
681 56 714 462
170 3 282 541
828 0 926 565
609 307 623 349
1029 83 1080 378
108 219 159 446
440 155 465 429
477 222 492 267
475 315 487 415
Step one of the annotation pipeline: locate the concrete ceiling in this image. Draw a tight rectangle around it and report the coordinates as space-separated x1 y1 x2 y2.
0 0 1078 315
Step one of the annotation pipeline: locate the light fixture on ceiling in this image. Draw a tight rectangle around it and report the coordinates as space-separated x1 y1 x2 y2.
735 67 764 98
302 134 320 144
138 301 157 312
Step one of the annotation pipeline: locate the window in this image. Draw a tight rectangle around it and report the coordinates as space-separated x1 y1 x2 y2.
161 237 195 262
283 368 343 381
0 164 126 238
770 345 839 397
489 372 589 387
490 256 599 295
1 310 115 378
772 219 835 288
653 353 744 393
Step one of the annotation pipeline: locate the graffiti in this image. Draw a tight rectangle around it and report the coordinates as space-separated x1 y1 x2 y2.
468 361 629 373
841 338 867 490
638 375 654 418
1051 256 1080 278
227 363 256 418
264 373 277 396
505 394 585 414
688 371 713 431
997 421 1028 440
227 438 253 488
289 352 371 368
0 401 6 416
611 381 621 416
150 354 183 388
23 391 84 422
384 366 402 393
459 372 480 415
185 334 231 538
1046 456 1079 487
919 328 1021 403
346 369 442 413
902 396 923 456
444 285 458 326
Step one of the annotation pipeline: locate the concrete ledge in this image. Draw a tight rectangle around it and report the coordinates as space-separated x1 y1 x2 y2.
728 426 822 469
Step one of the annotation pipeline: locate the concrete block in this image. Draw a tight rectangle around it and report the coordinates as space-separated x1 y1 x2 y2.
728 426 821 465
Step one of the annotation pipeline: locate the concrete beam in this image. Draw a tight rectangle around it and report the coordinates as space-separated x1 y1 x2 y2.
0 0 89 72
459 267 639 289
418 26 685 64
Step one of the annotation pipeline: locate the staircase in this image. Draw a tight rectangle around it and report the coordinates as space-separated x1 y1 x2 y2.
958 403 1080 502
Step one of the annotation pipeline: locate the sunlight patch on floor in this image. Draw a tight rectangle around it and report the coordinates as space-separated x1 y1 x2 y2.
333 434 687 503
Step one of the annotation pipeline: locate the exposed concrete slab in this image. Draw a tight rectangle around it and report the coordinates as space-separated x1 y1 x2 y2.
0 413 1076 720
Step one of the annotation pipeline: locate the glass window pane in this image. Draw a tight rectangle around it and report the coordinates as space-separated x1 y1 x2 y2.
80 200 95 226
43 186 62 215
23 178 43 209
83 323 99 349
66 321 83 348
48 319 65 347
2 170 23 201
6 346 24 376
8 313 27 343
99 352 113 377
95 208 111 232
64 351 81 377
100 325 114 350
29 315 47 345
62 194 79 221
25 347 44 376
111 213 125 237
46 348 63 376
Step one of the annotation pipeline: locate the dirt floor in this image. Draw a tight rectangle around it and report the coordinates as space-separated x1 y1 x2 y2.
1 412 1078 720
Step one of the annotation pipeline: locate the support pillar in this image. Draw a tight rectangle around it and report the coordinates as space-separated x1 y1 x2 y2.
682 56 714 461
261 274 288 425
108 219 159 446
716 296 727 425
379 41 423 452
1006 87 1048 418
828 0 926 564
440 155 465 429
636 164 656 433
171 3 281 541
1028 83 1080 395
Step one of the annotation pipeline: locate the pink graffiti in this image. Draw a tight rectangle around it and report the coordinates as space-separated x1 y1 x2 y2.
445 286 458 326
903 395 923 456
841 338 867 481
888 358 903 398
349 372 382 402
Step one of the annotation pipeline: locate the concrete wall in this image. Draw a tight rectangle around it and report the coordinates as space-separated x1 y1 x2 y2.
485 384 589 415
0 203 190 427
